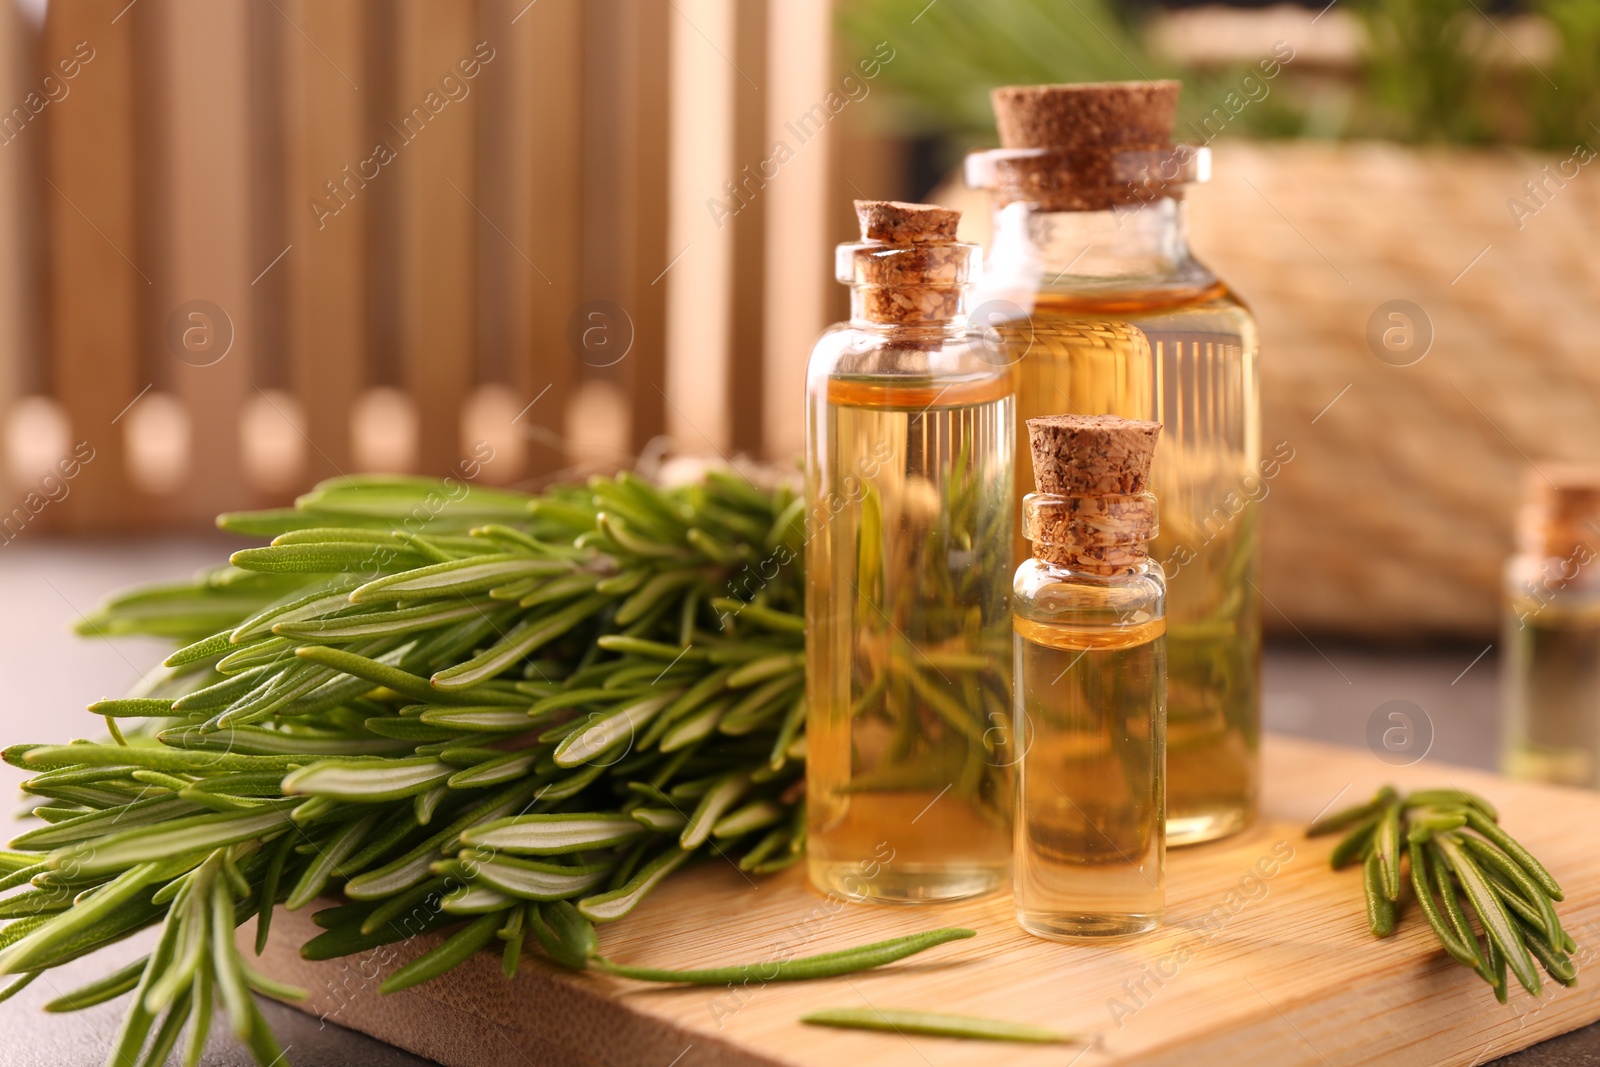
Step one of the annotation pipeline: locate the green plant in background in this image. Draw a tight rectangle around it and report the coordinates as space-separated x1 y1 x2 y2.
0 473 967 1066
1528 0 1600 149
1352 0 1494 143
839 0 1598 153
837 0 1162 142
837 0 1309 156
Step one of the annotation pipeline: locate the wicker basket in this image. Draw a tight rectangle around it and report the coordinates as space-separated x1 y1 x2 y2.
942 140 1600 640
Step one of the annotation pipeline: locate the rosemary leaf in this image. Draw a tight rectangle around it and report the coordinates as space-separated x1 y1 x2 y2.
801 1007 1070 1044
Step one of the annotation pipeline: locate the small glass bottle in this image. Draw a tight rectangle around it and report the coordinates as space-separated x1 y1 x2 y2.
1503 466 1600 788
1013 414 1166 939
806 200 1014 903
967 82 1259 845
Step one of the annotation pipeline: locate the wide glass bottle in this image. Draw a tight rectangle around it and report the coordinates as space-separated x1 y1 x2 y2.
1503 467 1600 788
968 81 1259 845
1012 414 1166 939
806 200 1014 903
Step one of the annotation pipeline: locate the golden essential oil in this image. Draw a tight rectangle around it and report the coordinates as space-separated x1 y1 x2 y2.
1011 414 1166 940
970 80 1261 844
1013 613 1165 937
806 202 1014 904
1015 295 1258 846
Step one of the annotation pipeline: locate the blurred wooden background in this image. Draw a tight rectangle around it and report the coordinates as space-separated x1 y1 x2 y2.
0 0 888 529
0 0 1594 640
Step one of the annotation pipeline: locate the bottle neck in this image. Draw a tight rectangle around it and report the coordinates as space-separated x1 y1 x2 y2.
847 286 970 331
838 239 980 329
986 196 1216 303
1516 502 1600 588
1028 555 1159 585
1023 491 1157 577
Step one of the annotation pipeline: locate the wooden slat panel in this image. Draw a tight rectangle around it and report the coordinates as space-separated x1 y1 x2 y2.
665 0 732 455
577 1 629 460
726 0 770 456
363 2 402 397
0 2 32 504
476 0 582 482
624 3 672 453
519 0 583 480
395 0 477 476
582 0 671 456
761 0 833 461
43 0 142 530
156 0 255 520
281 0 367 481
248 1 287 398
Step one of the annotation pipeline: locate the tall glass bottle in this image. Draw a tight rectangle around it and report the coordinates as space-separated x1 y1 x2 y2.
1503 467 1600 787
1013 414 1166 939
968 82 1259 845
806 200 1014 903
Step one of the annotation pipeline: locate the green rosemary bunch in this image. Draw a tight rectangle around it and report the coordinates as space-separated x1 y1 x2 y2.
0 471 969 1067
1312 786 1577 1001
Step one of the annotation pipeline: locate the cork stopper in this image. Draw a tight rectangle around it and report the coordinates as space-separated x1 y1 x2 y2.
1024 414 1161 575
855 200 960 244
841 200 976 330
978 80 1184 212
1519 464 1600 568
992 82 1180 152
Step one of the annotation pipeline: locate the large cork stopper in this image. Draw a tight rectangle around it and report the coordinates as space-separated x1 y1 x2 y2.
1025 414 1161 574
846 200 971 327
984 80 1182 212
992 82 1180 152
1519 464 1600 572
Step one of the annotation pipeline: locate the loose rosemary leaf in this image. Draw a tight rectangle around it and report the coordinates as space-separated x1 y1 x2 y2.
801 1007 1070 1044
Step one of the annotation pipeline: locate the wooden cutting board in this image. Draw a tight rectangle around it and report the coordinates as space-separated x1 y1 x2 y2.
253 735 1600 1066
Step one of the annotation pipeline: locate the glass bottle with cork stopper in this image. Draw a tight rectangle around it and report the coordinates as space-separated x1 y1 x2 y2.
1503 465 1600 787
806 200 1014 903
1013 413 1166 939
967 81 1260 846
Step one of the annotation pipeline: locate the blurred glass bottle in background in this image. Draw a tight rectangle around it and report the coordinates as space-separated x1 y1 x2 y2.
806 201 1014 903
1503 466 1600 788
967 82 1260 844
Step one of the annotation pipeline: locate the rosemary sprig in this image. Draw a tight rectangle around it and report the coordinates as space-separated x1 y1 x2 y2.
1312 786 1577 1001
589 927 975 984
0 471 957 1066
801 1007 1071 1044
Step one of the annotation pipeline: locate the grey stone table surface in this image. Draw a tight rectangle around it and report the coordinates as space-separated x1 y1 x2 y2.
0 538 1590 1066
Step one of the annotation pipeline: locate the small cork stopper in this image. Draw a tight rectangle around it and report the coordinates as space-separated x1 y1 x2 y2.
1028 414 1161 496
855 200 960 244
1519 464 1600 567
985 80 1183 212
848 200 969 331
1025 414 1161 574
992 82 1180 152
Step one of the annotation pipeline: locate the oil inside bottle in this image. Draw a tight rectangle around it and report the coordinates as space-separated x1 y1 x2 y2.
1007 289 1258 845
1504 591 1600 787
1013 609 1166 938
807 374 1014 903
